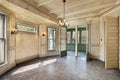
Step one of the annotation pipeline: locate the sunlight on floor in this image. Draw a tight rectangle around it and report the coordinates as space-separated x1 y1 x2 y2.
11 62 40 75
11 58 57 75
42 58 57 66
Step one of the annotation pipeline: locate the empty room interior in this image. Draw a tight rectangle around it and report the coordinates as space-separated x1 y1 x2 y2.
0 0 120 80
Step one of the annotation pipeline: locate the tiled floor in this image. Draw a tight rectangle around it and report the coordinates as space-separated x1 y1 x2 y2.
0 55 120 80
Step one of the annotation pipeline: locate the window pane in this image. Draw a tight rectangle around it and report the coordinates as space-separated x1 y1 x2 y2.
0 39 4 64
48 28 56 50
81 30 87 44
0 14 5 64
48 40 55 50
72 31 75 43
67 32 71 43
17 24 36 32
0 15 4 38
48 28 55 39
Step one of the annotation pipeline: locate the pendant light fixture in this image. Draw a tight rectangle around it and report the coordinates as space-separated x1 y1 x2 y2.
59 0 68 27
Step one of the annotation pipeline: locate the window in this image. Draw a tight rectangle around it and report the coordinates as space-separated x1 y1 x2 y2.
48 28 56 50
72 31 75 43
0 14 6 64
81 30 87 44
17 24 36 33
67 32 71 43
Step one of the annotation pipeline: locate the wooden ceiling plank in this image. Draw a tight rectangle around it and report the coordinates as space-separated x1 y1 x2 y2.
37 0 55 6
50 0 97 13
58 2 116 18
6 0 58 23
99 7 113 15
67 14 99 20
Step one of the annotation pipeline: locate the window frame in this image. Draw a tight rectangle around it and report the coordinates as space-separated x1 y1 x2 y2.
47 27 56 51
67 31 71 44
0 13 7 65
81 30 87 44
16 22 37 33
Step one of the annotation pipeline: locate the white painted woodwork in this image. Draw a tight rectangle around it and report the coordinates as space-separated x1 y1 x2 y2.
86 24 89 59
105 16 119 69
0 40 4 63
75 26 78 57
118 16 120 69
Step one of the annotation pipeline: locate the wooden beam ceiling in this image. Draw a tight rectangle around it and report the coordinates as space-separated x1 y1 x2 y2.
50 0 97 13
7 0 58 23
2 0 118 24
58 2 116 18
37 0 55 6
0 0 56 24
99 7 113 15
67 13 99 20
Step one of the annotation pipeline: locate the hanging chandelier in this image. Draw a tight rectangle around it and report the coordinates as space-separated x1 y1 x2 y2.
59 0 68 27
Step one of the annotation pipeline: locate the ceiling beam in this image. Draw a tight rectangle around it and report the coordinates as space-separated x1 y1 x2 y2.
67 14 99 20
6 0 58 23
37 0 55 6
50 0 97 13
99 3 120 16
98 7 113 15
58 2 116 18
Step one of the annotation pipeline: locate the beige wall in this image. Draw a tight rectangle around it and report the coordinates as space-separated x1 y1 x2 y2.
16 32 39 64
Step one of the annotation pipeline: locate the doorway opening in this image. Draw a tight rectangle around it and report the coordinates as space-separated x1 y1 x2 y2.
67 25 87 60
